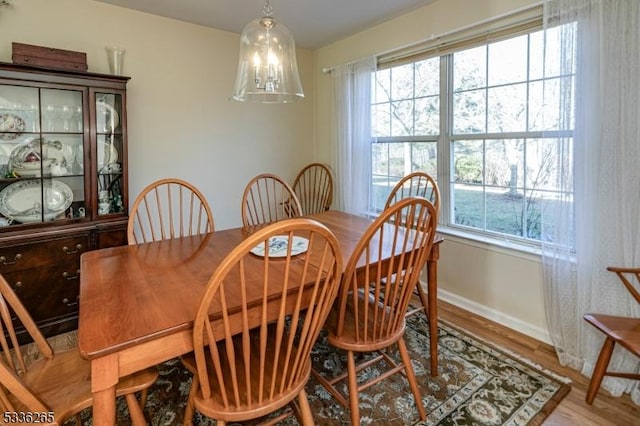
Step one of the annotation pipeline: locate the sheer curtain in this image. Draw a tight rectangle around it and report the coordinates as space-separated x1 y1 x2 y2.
541 0 640 405
330 57 376 215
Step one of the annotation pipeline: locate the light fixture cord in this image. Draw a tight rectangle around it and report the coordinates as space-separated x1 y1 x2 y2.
262 0 273 17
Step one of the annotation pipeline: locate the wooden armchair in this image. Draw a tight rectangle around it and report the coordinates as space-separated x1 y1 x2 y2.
292 163 334 214
128 178 214 245
584 266 640 404
312 197 437 425
241 173 302 227
0 273 157 424
181 218 343 425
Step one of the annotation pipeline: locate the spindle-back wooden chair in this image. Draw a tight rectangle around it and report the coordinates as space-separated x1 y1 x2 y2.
0 273 157 424
241 173 302 227
181 218 343 425
312 196 437 425
127 178 214 245
292 163 334 215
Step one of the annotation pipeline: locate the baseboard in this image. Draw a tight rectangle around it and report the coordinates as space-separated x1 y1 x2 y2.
438 289 553 345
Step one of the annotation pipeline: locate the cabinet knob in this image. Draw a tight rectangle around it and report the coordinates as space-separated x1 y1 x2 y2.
12 281 22 291
0 253 23 265
62 244 83 255
62 296 79 307
62 270 80 280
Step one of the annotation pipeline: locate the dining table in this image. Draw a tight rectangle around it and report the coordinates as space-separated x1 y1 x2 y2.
78 210 442 425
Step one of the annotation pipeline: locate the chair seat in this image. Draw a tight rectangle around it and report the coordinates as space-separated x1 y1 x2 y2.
182 327 310 423
18 347 158 421
584 313 640 356
326 290 406 352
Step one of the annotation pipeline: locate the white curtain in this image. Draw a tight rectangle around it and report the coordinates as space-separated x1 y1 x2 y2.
330 57 376 215
541 0 640 405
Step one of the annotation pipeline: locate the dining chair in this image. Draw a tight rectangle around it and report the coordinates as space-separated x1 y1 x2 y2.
181 218 343 425
312 196 437 425
127 177 214 245
0 273 158 424
584 266 640 404
241 173 302 227
384 171 440 212
292 163 334 214
384 172 440 321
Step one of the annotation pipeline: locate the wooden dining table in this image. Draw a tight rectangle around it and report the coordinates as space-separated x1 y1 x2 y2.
78 210 442 425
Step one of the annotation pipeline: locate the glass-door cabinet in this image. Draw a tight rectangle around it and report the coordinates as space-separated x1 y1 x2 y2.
0 62 130 341
0 68 128 228
92 90 126 218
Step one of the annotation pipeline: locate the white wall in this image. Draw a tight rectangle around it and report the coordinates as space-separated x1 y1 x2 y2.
0 0 314 230
313 0 552 342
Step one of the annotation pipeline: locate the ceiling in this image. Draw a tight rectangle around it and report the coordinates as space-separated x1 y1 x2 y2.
94 0 438 50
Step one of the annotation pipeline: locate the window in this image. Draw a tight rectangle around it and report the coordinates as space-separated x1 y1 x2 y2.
371 24 574 245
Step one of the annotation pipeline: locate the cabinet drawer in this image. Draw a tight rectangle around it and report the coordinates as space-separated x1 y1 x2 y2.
4 263 81 323
0 235 89 273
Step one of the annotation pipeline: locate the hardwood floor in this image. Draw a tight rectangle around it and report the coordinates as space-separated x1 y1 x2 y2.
438 300 640 425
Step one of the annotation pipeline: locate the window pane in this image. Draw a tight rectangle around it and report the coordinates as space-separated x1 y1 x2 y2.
526 138 574 192
372 103 390 137
487 83 527 133
453 46 486 91
388 142 411 177
391 100 413 136
390 64 414 101
415 58 439 97
488 35 528 86
411 142 437 175
486 139 524 187
453 89 486 134
486 187 525 236
415 96 439 135
453 183 484 229
453 140 483 184
375 68 391 103
372 142 389 175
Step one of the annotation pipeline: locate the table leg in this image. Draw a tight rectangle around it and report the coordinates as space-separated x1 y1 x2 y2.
90 354 119 426
427 252 439 376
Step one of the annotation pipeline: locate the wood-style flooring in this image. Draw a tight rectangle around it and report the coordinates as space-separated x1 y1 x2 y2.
439 300 640 425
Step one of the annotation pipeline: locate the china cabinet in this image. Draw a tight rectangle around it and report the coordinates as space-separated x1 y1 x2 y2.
0 62 129 343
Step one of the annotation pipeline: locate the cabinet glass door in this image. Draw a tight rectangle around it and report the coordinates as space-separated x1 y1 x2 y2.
0 85 85 227
95 93 124 216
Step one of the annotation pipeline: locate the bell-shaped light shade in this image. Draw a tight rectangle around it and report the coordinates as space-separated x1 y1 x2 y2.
232 16 304 103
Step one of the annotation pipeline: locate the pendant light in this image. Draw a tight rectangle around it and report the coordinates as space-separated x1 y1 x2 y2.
231 0 304 103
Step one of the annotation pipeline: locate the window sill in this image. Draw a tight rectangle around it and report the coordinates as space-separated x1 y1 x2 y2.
436 226 542 262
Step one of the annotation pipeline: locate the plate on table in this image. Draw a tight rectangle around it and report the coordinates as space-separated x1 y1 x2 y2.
0 179 73 223
0 113 26 141
96 101 119 133
250 235 309 258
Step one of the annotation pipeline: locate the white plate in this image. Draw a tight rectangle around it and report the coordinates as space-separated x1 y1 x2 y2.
0 179 73 223
96 101 119 133
98 140 119 171
0 113 26 141
250 235 309 258
8 138 65 177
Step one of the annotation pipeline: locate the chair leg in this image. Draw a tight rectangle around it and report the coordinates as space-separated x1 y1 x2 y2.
346 350 360 425
297 389 315 426
139 389 148 408
183 375 199 426
125 393 147 426
397 337 427 421
586 337 616 404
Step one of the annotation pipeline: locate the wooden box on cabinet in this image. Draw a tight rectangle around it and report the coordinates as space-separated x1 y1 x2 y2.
0 62 130 343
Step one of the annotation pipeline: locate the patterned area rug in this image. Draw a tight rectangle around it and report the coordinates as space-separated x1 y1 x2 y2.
79 314 571 425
